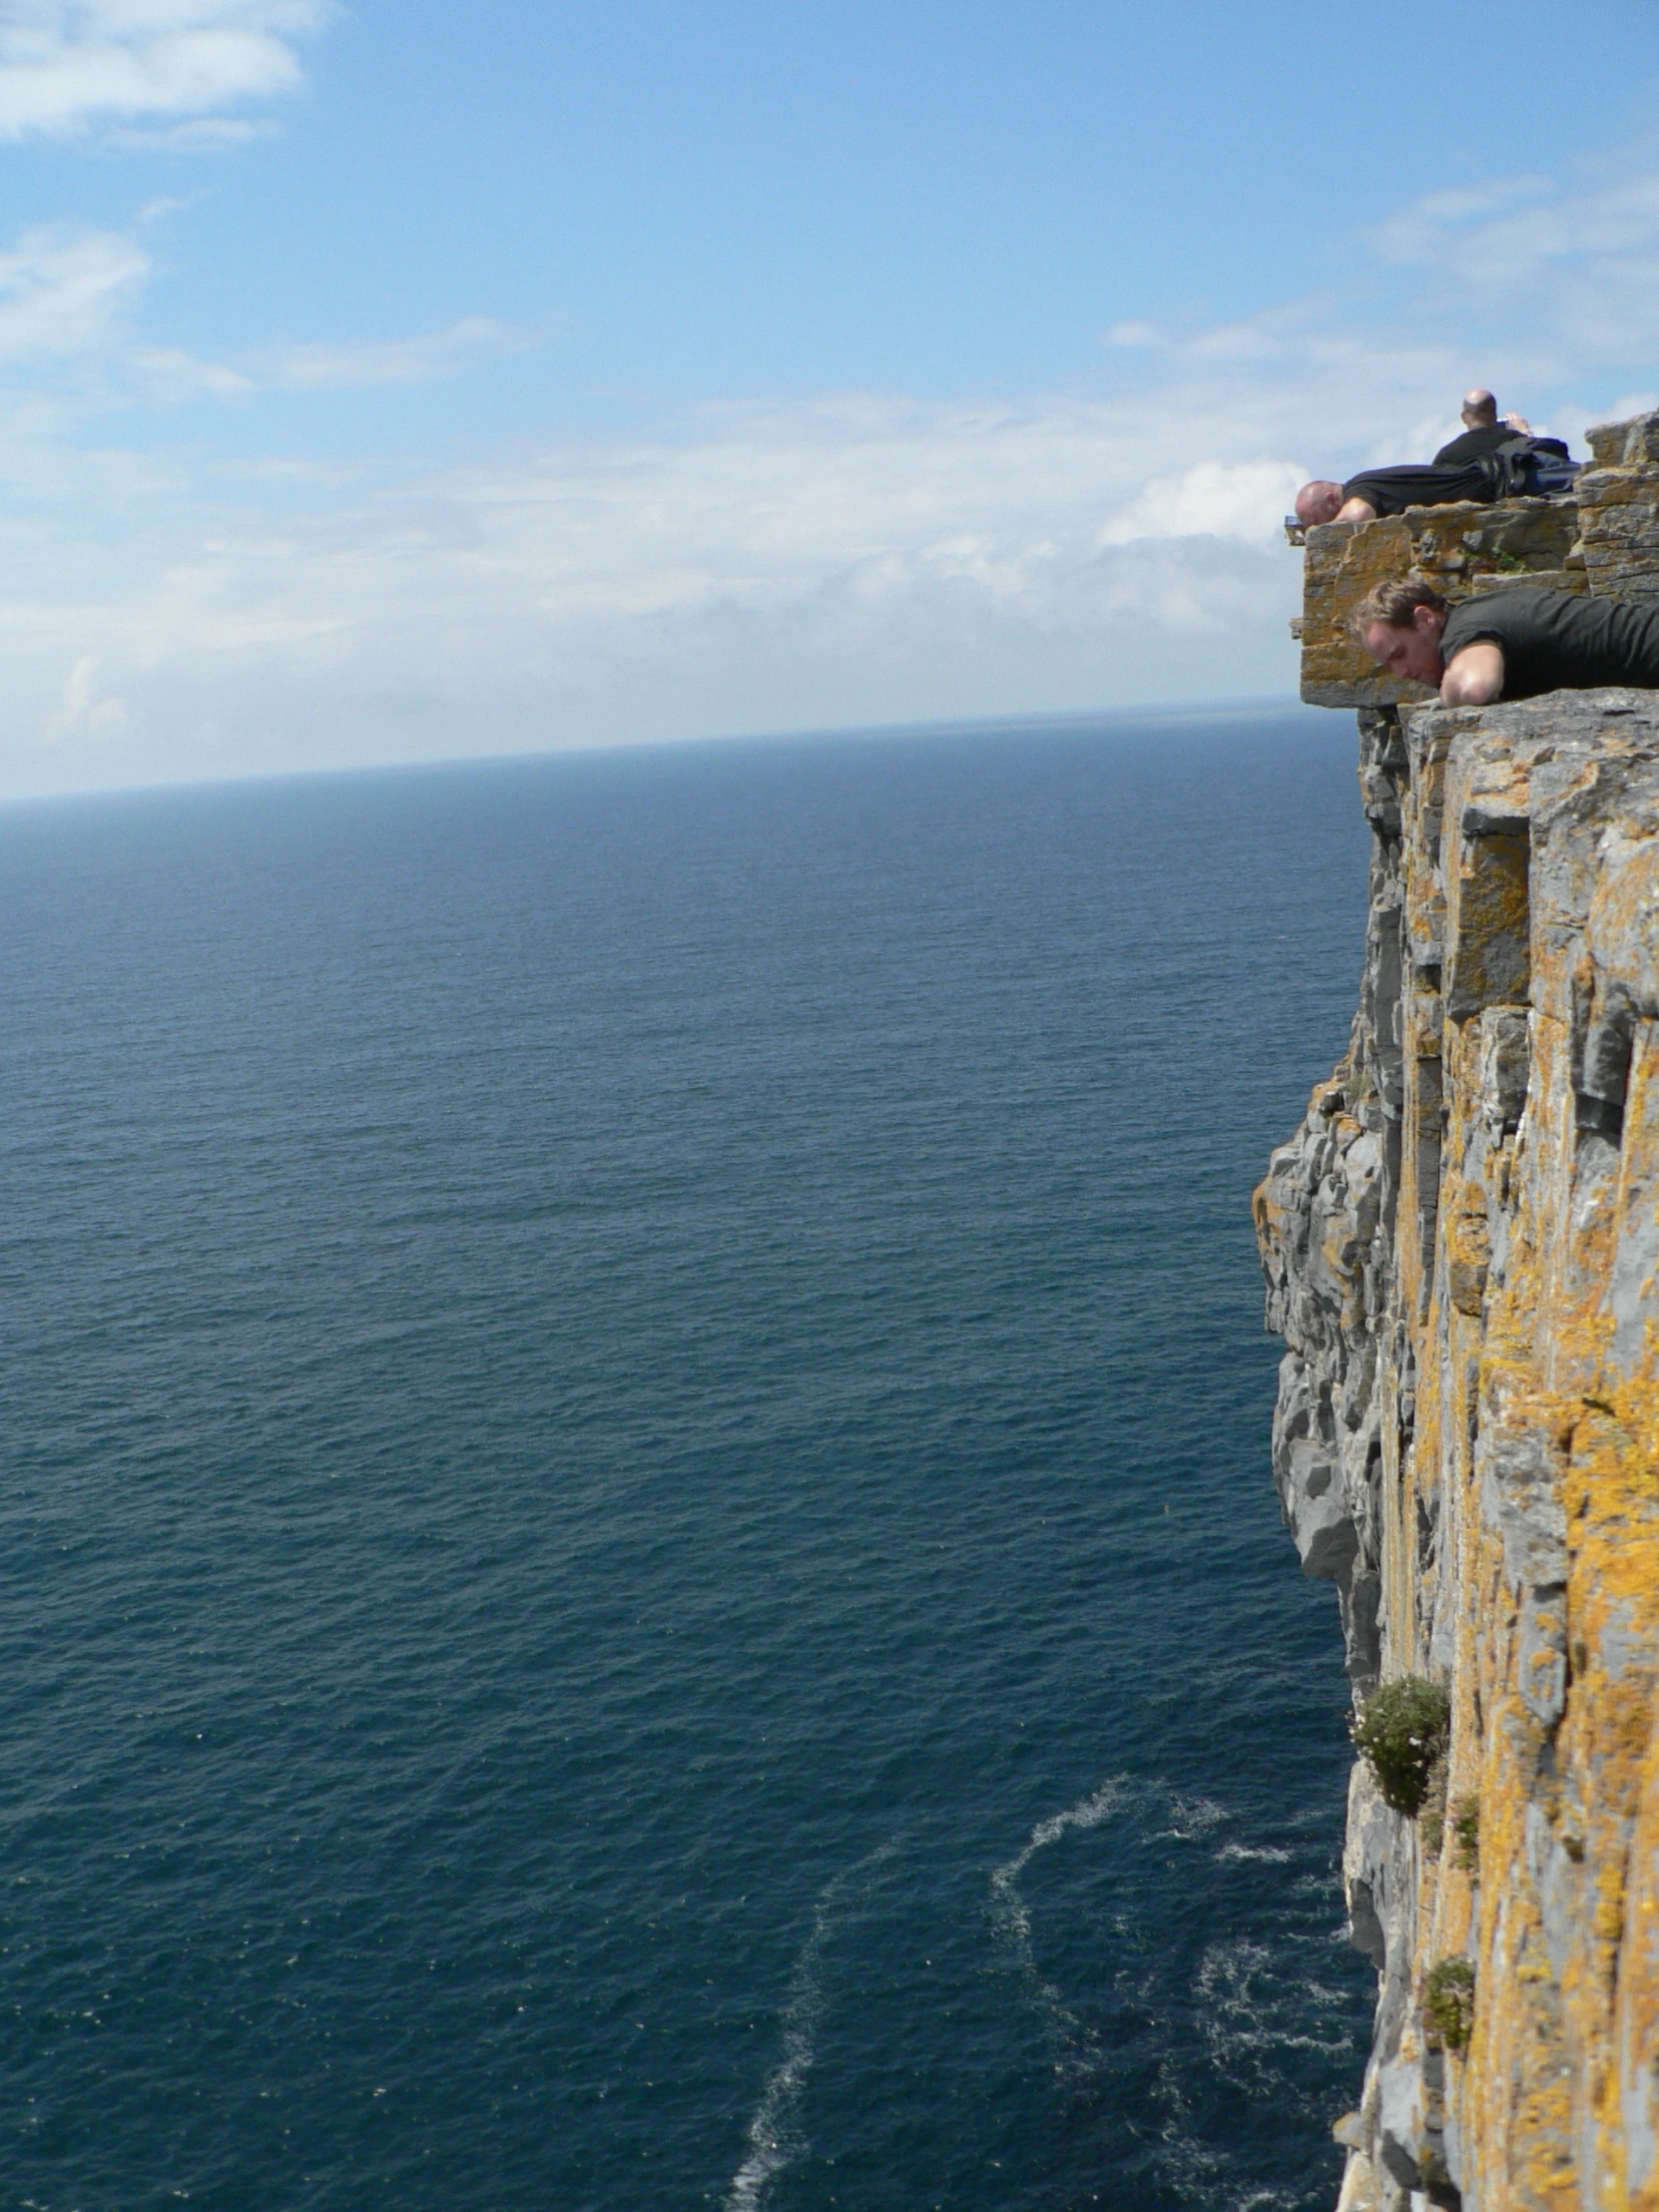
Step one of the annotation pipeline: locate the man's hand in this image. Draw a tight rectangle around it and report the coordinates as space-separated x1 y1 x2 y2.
1441 642 1504 706
1502 411 1532 433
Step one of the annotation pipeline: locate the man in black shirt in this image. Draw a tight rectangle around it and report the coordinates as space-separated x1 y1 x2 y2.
1298 458 1491 526
1431 388 1531 468
1350 577 1659 704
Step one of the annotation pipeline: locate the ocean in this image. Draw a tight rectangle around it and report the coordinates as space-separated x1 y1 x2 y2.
0 713 1372 2211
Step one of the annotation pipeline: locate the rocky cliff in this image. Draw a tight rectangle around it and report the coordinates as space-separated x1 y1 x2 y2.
1256 415 1659 2211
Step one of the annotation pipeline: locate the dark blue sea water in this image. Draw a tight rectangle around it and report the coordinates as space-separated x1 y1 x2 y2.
1 714 1372 2212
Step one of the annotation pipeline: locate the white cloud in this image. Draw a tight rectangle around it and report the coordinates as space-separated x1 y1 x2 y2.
0 0 328 141
254 317 532 391
0 222 534 404
43 651 130 743
108 112 277 149
1096 461 1305 548
0 223 147 360
1364 174 1556 264
128 338 253 398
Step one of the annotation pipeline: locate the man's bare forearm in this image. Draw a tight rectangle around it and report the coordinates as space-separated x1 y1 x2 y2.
1440 643 1505 706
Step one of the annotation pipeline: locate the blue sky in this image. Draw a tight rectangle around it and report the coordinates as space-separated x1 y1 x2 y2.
5 0 1659 794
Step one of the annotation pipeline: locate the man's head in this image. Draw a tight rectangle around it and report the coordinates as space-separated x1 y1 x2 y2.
1295 479 1345 527
1461 387 1498 427
1350 574 1450 685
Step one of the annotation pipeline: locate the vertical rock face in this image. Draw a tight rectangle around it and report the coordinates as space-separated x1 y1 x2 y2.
1259 422 1659 2212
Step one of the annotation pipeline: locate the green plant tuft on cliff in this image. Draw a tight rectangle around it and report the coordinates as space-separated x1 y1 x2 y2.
1418 1755 1450 1854
1352 1677 1451 1816
1422 1958 1475 2054
1451 1796 1480 1876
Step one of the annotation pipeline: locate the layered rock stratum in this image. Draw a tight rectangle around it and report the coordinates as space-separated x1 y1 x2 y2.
1257 415 1659 2211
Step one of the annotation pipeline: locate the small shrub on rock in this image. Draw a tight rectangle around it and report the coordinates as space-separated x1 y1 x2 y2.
1422 1957 1475 2054
1352 1677 1451 1816
1418 1756 1449 1855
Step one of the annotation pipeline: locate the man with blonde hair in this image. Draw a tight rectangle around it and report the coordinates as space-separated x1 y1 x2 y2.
1351 576 1659 704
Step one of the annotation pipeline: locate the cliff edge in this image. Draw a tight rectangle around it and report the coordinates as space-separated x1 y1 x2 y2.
1257 414 1659 2211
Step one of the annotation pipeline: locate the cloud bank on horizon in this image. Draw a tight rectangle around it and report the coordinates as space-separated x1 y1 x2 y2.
1 7 1658 795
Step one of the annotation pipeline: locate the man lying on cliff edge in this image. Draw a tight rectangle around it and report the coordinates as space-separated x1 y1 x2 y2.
1295 390 1576 527
1351 576 1659 705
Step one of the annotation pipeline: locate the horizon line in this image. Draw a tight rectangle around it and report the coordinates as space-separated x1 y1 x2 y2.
0 692 1322 814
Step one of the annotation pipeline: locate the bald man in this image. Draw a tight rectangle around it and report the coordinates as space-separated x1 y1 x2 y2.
1296 463 1490 529
1432 388 1533 467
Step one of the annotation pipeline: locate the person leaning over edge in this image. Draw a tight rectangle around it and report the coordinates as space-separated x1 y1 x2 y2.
1351 575 1659 706
1296 460 1493 529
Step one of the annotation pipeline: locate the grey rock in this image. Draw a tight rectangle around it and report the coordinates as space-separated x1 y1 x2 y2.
1376 2057 1425 2188
1478 1420 1566 1591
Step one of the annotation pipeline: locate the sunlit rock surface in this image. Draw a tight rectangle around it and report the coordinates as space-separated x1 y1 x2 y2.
1259 413 1659 2211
